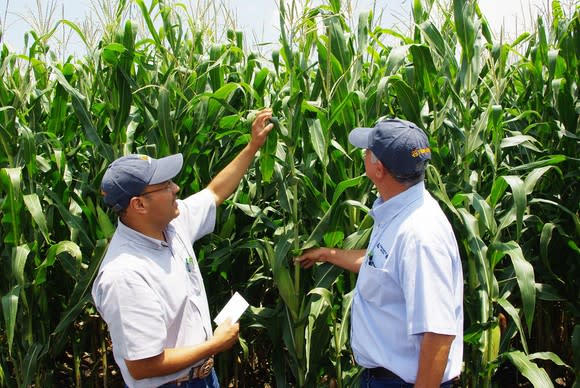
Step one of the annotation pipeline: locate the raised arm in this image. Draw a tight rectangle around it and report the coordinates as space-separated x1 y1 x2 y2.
295 247 367 273
207 109 273 206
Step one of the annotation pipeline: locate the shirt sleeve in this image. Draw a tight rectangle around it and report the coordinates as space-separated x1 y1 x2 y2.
400 229 458 336
94 268 167 360
177 188 217 244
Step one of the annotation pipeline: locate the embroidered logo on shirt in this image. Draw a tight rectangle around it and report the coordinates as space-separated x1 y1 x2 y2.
376 243 389 258
367 244 389 268
185 256 195 272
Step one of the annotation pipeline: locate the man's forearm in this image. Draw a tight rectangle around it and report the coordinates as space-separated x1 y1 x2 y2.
125 320 239 380
124 336 223 380
296 248 366 273
326 248 366 273
414 332 454 387
207 143 258 206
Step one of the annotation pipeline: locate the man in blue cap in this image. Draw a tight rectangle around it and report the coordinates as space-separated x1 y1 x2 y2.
92 109 274 388
297 119 463 387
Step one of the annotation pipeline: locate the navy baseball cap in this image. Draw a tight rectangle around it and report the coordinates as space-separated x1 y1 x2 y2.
101 153 183 212
349 119 431 177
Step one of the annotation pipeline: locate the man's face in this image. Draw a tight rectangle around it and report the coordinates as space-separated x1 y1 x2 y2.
139 180 180 225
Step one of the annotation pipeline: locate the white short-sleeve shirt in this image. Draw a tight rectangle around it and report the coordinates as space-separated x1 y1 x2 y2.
91 189 216 388
351 182 463 383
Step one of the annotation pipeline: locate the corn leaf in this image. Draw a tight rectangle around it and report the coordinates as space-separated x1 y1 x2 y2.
501 176 526 240
12 244 31 287
22 194 50 243
34 241 82 285
504 350 553 388
22 343 46 387
1 286 19 355
0 167 23 246
492 241 536 333
307 118 328 167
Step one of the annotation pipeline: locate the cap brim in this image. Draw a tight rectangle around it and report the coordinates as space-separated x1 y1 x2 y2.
348 127 373 148
150 153 183 184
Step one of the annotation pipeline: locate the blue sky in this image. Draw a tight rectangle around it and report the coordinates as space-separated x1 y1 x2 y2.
0 0 552 56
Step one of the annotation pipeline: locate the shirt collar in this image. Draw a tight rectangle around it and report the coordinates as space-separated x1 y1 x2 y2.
370 181 425 227
116 219 176 250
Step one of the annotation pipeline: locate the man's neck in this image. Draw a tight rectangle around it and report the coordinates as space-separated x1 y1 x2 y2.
376 179 410 201
120 215 166 241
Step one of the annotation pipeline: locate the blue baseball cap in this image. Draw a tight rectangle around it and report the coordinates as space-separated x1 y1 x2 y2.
101 153 183 212
349 119 431 177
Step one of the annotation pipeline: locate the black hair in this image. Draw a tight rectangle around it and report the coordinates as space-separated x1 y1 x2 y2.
114 206 128 218
387 160 428 185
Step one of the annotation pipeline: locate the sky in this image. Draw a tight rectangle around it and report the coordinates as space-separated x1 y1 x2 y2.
0 0 559 57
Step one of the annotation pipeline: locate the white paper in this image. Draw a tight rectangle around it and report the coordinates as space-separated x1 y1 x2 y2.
214 291 250 325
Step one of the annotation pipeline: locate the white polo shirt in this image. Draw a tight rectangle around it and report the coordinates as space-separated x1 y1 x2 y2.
351 182 463 383
92 189 216 388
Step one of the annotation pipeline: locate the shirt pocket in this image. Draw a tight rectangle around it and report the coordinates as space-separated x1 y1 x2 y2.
357 263 386 304
357 262 400 307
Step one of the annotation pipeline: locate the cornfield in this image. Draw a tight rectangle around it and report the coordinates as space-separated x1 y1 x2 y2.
0 0 578 387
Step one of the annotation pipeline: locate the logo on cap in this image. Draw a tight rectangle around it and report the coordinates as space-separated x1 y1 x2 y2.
411 147 431 158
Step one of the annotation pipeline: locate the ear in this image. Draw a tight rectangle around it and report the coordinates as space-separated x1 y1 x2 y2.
127 196 148 214
374 160 387 179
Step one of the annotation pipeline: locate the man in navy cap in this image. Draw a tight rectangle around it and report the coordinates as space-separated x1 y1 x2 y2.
92 109 273 388
297 119 463 387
